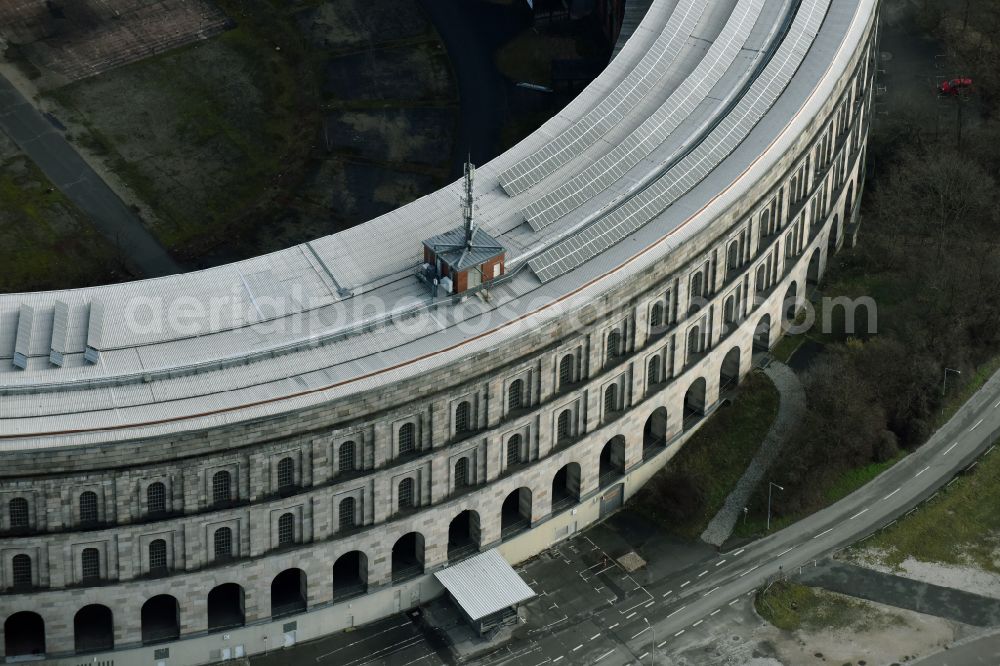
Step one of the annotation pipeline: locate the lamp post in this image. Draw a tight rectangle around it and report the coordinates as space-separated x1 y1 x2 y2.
644 617 655 665
767 482 784 531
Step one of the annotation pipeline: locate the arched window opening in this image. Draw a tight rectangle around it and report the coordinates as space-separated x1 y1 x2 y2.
81 547 100 582
398 477 415 511
559 354 575 389
604 384 619 418
454 457 470 489
392 532 424 583
338 441 356 473
9 497 29 530
5 611 45 658
12 553 32 589
270 569 307 618
147 482 166 515
398 423 416 455
74 604 113 654
501 487 532 538
79 491 98 524
606 329 622 362
557 409 572 443
148 539 168 574
447 510 481 562
551 463 582 513
141 594 180 644
207 583 245 632
277 457 295 491
213 526 233 561
332 551 368 601
506 434 522 468
455 401 472 434
339 497 357 531
647 356 661 388
508 379 524 411
212 471 231 506
278 512 295 546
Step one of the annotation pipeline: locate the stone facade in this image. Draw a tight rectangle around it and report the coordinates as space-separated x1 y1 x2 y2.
0 9 878 665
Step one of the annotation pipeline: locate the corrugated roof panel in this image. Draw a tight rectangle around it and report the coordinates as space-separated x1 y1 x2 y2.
434 549 535 621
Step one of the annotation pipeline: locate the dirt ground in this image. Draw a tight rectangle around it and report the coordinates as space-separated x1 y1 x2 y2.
672 588 978 666
0 130 120 292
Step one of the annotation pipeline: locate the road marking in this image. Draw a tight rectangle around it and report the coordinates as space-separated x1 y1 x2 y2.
733 548 745 556
595 651 614 662
674 630 685 637
692 620 703 627
638 653 649 660
644 601 655 608
994 399 1000 408
590 634 601 641
710 609 721 616
631 628 648 640
657 641 667 648
813 528 834 539
777 546 795 556
915 466 929 477
680 580 691 588
728 599 740 606
704 586 719 597
608 623 619 629
698 570 709 577
971 418 984 431
850 508 869 519
715 559 727 566
747 589 756 596
883 488 900 500
666 606 686 618
572 644 583 652
553 658 563 663
943 441 959 456
739 564 760 577
662 590 672 598
625 612 637 620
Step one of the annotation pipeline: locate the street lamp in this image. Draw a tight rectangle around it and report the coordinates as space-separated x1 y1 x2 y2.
942 367 961 397
643 617 655 666
767 482 784 531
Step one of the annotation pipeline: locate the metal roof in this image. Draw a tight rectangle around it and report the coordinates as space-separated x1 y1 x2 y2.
434 549 536 621
423 227 505 271
0 0 877 446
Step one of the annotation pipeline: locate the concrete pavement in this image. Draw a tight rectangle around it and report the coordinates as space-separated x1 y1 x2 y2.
0 73 182 279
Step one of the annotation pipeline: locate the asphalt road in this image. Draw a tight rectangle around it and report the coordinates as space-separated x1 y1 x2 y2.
0 73 182 279
474 367 1000 666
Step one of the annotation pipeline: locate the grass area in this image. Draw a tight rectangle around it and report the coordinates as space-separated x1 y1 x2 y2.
771 331 804 363
755 580 903 633
854 441 1000 573
629 372 780 540
0 152 120 291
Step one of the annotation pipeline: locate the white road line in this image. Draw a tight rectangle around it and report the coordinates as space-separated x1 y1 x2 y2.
850 508 869 519
704 586 719 596
662 590 673 598
971 418 984 431
710 609 721 616
813 528 834 539
680 580 691 588
666 606 686 618
595 651 615 662
644 601 655 608
747 589 756 596
777 546 795 556
915 466 930 477
715 559 727 566
883 488 900 500
692 620 703 627
638 653 649 660
674 630 685 637
994 398 1000 408
697 570 709 577
608 623 619 629
728 599 739 606
625 612 636 620
572 644 583 652
739 564 760 577
733 548 745 556
657 641 667 648
631 628 648 640
590 633 600 641
943 441 959 456
553 658 563 663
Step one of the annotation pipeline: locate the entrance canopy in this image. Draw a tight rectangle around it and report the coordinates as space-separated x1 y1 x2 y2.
433 549 535 621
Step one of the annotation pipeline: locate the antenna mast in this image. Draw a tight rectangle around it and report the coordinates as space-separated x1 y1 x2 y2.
462 156 476 248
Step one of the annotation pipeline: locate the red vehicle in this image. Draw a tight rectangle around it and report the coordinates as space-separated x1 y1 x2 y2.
938 77 973 96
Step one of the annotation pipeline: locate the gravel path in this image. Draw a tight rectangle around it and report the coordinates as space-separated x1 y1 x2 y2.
700 361 806 546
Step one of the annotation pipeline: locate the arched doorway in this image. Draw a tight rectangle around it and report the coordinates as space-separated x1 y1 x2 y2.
720 347 741 392
599 436 625 488
501 487 532 538
683 377 707 427
207 583 245 632
447 510 481 562
5 611 45 658
783 281 799 324
74 604 113 653
643 407 668 460
392 532 425 583
332 551 368 601
807 247 821 284
141 595 179 644
551 463 582 513
753 314 771 352
271 568 307 618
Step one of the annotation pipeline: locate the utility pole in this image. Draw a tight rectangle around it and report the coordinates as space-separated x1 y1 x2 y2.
767 482 784 531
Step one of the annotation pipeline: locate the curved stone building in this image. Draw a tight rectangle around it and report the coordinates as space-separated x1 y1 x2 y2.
0 0 879 662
